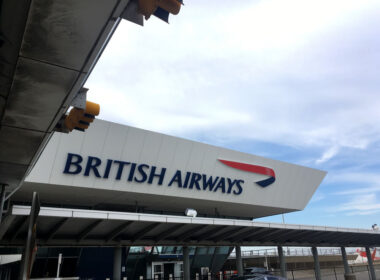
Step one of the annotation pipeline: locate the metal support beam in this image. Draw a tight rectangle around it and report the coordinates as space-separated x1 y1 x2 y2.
195 226 226 241
296 231 324 242
45 218 69 241
227 228 254 242
340 246 351 277
213 227 246 242
236 246 244 276
155 224 185 242
177 225 205 242
10 216 28 241
131 223 159 242
276 230 310 243
277 246 287 278
0 214 15 240
19 192 40 280
0 185 6 224
239 227 272 242
77 220 103 242
312 247 321 280
232 227 270 242
113 247 122 280
125 246 130 279
183 246 190 280
267 230 294 242
255 229 284 242
191 247 199 268
365 247 376 280
209 247 218 272
106 221 133 242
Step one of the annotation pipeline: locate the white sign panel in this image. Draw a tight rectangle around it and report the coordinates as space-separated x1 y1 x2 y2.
24 120 326 218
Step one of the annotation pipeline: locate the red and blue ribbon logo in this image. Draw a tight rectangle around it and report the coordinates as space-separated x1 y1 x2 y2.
218 159 276 187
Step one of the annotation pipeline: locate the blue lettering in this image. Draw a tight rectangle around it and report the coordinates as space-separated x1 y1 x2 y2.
103 159 113 178
128 163 137 181
213 177 226 193
189 173 201 190
168 170 182 187
202 175 219 191
63 153 245 196
63 153 83 174
113 160 130 180
148 166 166 185
227 178 237 194
182 172 191 188
84 156 102 177
233 180 244 195
134 164 149 183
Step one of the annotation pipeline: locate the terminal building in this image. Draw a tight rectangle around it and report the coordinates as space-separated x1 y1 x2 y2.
1 120 379 279
1 1 379 279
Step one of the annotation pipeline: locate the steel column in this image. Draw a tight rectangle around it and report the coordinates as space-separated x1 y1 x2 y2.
183 246 190 280
236 246 244 276
312 247 321 280
0 185 6 224
113 247 122 280
277 246 287 278
341 247 351 275
365 247 376 280
19 192 40 280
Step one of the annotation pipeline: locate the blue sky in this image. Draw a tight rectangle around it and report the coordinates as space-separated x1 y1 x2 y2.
85 0 380 229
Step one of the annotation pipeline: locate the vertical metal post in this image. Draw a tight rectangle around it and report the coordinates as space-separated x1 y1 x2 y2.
340 247 351 278
0 185 6 224
19 192 40 280
312 247 321 280
125 247 130 279
235 246 244 276
365 247 376 280
183 246 190 280
113 247 122 280
277 246 287 278
56 253 62 278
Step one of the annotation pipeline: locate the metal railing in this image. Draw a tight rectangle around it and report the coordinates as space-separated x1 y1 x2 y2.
110 265 380 280
228 247 353 258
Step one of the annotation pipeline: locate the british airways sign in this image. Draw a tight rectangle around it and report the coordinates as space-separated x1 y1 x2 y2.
63 153 276 196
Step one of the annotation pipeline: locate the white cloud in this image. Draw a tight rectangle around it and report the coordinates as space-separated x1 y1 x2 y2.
328 194 380 216
85 0 380 162
316 146 339 164
310 192 325 203
334 186 380 196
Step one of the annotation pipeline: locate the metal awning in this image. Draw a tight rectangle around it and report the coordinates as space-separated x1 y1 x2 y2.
0 0 130 197
1 205 379 247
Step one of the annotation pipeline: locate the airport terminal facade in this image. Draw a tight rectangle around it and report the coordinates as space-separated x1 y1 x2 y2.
2 120 379 279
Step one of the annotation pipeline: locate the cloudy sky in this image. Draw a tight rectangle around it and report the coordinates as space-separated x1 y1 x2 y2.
85 0 380 229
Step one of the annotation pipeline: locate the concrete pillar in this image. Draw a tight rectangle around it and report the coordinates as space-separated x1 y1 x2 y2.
113 247 122 280
183 246 190 280
365 247 376 280
277 246 287 278
235 246 244 276
311 247 321 280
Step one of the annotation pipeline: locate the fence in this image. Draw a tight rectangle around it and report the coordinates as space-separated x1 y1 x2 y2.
119 264 380 280
228 248 352 258
281 263 380 280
